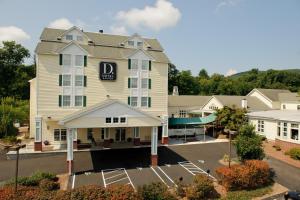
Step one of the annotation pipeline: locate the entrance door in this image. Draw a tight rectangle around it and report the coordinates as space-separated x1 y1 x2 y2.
115 128 126 142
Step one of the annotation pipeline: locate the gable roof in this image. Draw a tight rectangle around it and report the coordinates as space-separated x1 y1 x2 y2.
40 27 164 51
278 93 300 103
248 88 291 102
212 95 271 111
168 95 211 107
59 99 162 125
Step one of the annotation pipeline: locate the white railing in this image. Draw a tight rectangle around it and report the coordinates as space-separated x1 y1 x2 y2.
168 128 204 136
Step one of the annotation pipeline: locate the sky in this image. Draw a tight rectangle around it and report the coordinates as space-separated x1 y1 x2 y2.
0 0 300 76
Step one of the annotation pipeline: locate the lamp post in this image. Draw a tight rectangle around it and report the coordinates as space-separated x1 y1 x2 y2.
8 144 26 194
228 130 237 168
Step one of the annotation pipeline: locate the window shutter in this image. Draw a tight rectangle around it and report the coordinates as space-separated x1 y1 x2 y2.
148 97 151 107
149 60 151 71
148 79 151 89
128 59 131 69
128 78 131 88
59 54 63 65
128 97 131 105
84 76 87 87
59 75 62 86
59 95 62 107
83 96 87 107
84 55 87 67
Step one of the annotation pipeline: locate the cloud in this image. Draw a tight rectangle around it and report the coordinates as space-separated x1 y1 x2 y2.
110 25 128 35
115 0 181 31
0 26 30 43
215 0 241 12
226 68 238 76
48 18 74 29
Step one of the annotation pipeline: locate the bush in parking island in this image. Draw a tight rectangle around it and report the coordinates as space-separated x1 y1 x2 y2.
285 147 300 160
216 160 271 191
185 174 215 200
138 182 176 200
106 185 140 200
6 171 57 187
39 179 60 191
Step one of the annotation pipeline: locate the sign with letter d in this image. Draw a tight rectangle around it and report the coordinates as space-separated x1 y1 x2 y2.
99 62 117 80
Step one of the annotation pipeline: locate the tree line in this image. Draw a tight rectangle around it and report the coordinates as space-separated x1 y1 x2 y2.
168 63 300 95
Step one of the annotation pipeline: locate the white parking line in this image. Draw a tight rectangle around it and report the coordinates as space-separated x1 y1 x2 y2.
150 166 169 188
178 161 216 181
72 174 76 189
157 166 177 187
101 168 135 190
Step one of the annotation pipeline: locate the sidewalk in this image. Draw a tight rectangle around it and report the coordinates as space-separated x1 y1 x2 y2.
264 140 300 169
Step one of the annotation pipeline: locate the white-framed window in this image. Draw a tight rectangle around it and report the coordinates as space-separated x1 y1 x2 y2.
63 54 71 65
141 78 148 89
131 78 138 88
283 122 288 137
130 97 138 107
142 60 149 70
128 41 134 46
62 74 71 86
75 55 84 66
35 121 41 142
179 110 187 118
77 35 83 41
75 96 83 107
62 95 71 107
134 127 140 138
75 75 84 86
113 117 119 123
66 35 73 40
131 59 138 70
141 97 148 107
258 120 264 133
137 41 143 47
105 117 112 123
277 122 281 137
54 129 67 141
120 117 126 123
282 104 286 109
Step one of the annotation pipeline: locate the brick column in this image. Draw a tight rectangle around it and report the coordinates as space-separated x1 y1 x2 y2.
103 139 110 148
133 138 140 146
161 116 168 144
34 142 42 151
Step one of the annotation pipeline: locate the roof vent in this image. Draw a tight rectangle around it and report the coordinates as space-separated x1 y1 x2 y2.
99 30 103 33
57 37 61 41
88 40 94 44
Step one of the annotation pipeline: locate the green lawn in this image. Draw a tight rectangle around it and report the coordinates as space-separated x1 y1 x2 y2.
221 186 273 200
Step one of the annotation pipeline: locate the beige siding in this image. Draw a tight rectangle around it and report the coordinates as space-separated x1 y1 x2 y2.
36 54 168 120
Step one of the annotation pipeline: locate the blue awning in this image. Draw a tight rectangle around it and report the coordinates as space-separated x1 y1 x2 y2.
169 113 216 126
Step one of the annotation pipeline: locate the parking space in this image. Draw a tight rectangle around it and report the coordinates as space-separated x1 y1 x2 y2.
70 142 230 189
102 168 135 189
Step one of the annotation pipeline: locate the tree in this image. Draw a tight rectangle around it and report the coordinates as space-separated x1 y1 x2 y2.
216 106 247 131
235 124 265 161
168 63 179 94
198 69 209 79
0 41 34 99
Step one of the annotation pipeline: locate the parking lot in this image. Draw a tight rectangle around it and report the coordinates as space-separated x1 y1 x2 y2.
70 142 228 189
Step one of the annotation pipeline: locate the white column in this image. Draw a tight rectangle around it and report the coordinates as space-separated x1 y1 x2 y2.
151 127 158 155
67 128 74 174
73 128 77 141
35 117 42 142
162 116 168 138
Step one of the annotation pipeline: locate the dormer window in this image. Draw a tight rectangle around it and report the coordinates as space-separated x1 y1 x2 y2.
66 35 73 40
137 42 143 47
128 41 134 46
76 36 83 41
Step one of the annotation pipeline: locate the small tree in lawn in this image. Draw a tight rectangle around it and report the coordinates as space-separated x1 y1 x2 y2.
235 124 265 161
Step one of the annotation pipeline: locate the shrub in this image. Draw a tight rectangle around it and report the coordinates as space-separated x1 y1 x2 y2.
106 185 140 200
71 185 108 200
285 148 300 160
2 136 18 144
216 160 271 191
6 171 56 186
185 174 215 200
39 179 59 191
138 182 176 200
175 177 186 198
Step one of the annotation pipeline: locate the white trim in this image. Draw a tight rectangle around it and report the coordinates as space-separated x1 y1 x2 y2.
58 26 92 42
56 41 89 55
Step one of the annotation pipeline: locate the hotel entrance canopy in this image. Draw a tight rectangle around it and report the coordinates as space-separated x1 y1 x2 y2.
168 113 216 126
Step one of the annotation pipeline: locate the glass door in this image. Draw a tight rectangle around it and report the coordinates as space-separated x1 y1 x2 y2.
115 128 126 142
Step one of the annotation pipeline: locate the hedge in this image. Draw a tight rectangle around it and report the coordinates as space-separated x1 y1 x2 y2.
216 160 271 191
285 148 300 160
